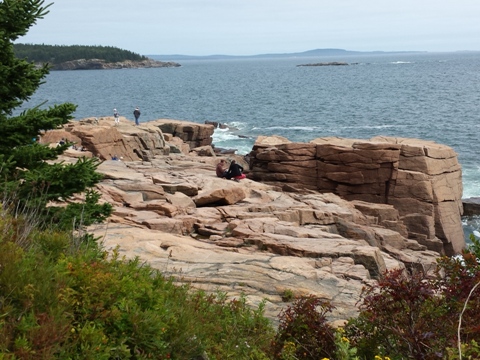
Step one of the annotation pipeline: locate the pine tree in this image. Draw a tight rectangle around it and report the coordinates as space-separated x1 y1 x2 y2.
0 0 111 230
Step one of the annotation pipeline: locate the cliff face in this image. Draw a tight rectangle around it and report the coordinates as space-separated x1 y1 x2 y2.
41 118 465 325
249 136 464 256
50 58 180 70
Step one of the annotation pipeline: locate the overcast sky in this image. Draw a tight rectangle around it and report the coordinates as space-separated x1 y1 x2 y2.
18 0 480 56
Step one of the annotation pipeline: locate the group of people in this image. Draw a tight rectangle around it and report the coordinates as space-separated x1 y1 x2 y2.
216 159 246 181
113 107 141 126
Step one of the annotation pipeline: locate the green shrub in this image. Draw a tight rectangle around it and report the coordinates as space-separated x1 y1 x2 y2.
271 295 336 359
281 289 295 302
446 339 480 359
0 212 275 359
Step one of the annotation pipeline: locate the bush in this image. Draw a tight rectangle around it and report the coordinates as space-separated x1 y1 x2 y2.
346 237 480 359
0 212 275 359
271 295 336 359
346 268 449 359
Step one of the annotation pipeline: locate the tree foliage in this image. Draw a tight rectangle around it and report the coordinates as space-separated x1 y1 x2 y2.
0 0 111 230
13 43 148 64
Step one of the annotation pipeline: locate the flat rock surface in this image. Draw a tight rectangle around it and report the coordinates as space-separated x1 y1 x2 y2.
88 152 440 326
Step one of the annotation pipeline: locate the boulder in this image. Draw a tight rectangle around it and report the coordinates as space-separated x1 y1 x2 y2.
194 187 246 206
148 119 215 150
463 197 480 216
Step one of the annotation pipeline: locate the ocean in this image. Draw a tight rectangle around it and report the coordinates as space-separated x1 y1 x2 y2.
17 51 480 235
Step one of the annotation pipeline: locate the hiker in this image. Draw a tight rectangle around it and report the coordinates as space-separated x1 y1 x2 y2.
133 107 141 126
113 108 120 125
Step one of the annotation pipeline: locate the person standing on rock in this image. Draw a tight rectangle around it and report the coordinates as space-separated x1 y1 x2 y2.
113 108 120 126
133 107 141 126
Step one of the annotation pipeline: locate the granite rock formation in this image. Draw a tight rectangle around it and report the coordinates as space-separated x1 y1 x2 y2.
42 118 465 325
249 136 464 256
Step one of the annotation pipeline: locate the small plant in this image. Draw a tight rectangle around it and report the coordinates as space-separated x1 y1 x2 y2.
281 289 295 302
271 295 336 359
446 339 480 359
334 328 359 360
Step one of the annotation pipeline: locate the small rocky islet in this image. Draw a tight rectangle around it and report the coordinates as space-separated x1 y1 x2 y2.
41 116 466 325
297 61 350 67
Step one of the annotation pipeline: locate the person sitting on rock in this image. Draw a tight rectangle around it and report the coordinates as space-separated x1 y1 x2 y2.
225 160 245 181
216 159 228 178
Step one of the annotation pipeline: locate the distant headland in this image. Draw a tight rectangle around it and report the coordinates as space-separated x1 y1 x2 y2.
148 48 427 61
13 44 180 70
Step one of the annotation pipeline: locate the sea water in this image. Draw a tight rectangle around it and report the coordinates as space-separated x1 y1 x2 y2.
17 52 480 236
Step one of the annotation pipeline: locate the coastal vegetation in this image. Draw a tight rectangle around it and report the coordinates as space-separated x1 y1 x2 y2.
2 0 480 359
13 43 148 65
1 0 111 231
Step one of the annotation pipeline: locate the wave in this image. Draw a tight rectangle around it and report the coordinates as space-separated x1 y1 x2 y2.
253 125 322 132
212 127 255 155
341 124 405 130
254 124 405 132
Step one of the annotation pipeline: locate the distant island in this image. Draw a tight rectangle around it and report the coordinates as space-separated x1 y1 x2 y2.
13 44 181 70
148 48 427 61
297 61 349 67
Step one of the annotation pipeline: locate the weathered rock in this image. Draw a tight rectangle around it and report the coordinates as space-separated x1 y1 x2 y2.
463 197 480 216
41 119 170 161
148 119 215 150
42 119 459 326
249 136 465 256
190 145 216 157
194 187 246 206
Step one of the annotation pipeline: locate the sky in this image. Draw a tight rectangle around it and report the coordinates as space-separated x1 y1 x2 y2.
18 0 480 56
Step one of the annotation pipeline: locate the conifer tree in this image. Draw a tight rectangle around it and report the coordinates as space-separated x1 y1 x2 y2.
0 0 111 230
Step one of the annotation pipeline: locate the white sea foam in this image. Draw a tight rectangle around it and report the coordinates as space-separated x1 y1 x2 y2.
253 126 321 132
212 127 255 155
